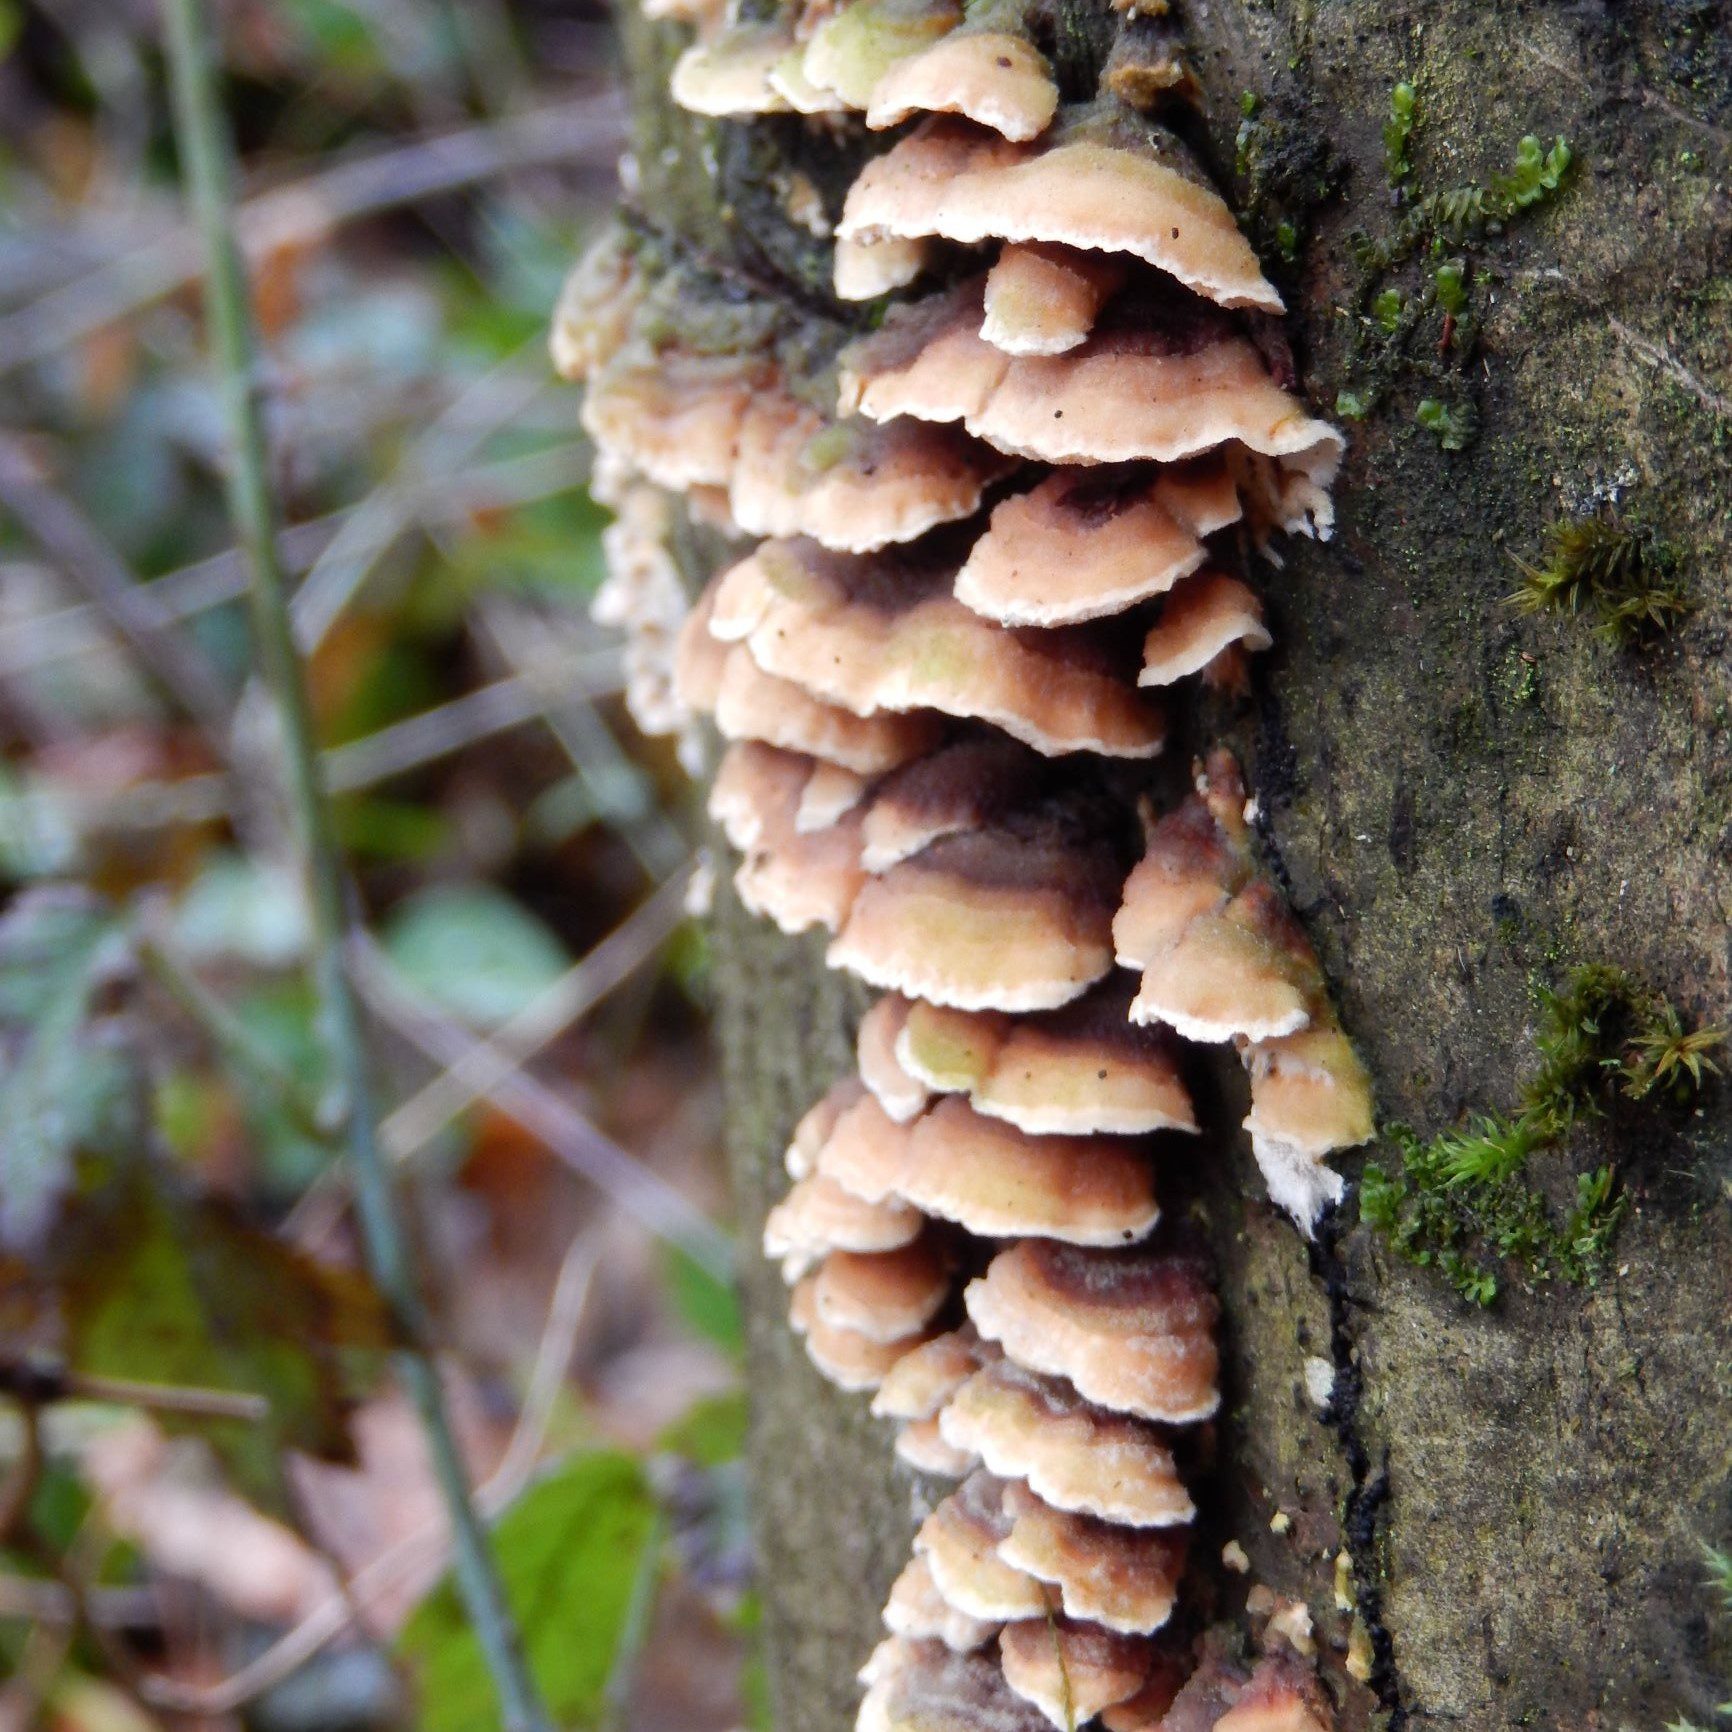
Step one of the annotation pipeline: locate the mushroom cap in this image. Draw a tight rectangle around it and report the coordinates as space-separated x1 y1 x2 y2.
837 116 1283 313
712 642 944 774
1210 1653 1335 1732
1112 754 1254 969
672 581 731 714
860 737 1050 873
1243 1027 1375 1159
897 1096 1161 1245
896 1415 977 1477
858 994 932 1122
939 1357 1194 1527
786 1078 867 1180
999 1617 1157 1729
800 0 962 109
885 1555 1000 1652
916 1472 1051 1621
1139 572 1272 686
551 226 644 383
965 1240 1221 1424
860 1638 1055 1732
799 760 874 832
998 1481 1187 1635
828 820 1125 1012
866 30 1058 141
954 468 1210 627
835 233 933 300
813 1240 955 1342
768 44 855 112
763 1172 925 1280
669 22 793 114
896 978 1199 1137
733 796 868 937
790 1274 933 1390
731 395 1016 551
871 1324 997 1420
582 349 766 492
713 535 1168 760
819 1087 924 1204
708 741 814 852
980 242 1124 356
1156 460 1247 539
1096 1650 1200 1731
1242 1025 1371 1232
1128 880 1319 1042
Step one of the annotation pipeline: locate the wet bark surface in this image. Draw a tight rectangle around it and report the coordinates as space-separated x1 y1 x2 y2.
612 1 1732 1725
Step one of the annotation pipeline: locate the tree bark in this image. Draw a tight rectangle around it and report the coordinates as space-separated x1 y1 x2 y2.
610 2 1732 1726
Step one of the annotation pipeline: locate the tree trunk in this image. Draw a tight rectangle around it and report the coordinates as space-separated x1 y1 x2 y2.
608 3 1732 1726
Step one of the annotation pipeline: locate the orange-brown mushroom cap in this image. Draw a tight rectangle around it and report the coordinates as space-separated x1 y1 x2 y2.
763 1172 925 1280
954 468 1211 627
980 243 1125 356
915 1472 1051 1621
939 1357 1194 1527
733 797 868 937
859 1638 1055 1732
871 1324 996 1423
714 537 1166 759
799 0 962 109
1212 1652 1336 1732
1112 752 1255 970
786 1077 867 1180
837 115 1284 312
866 30 1058 141
999 1617 1157 1729
835 233 933 300
813 1240 955 1343
997 1480 1187 1635
1127 880 1319 1042
1242 1024 1374 1232
829 842 1121 1013
859 737 1050 873
790 1274 934 1391
965 1240 1221 1424
884 1555 1000 1652
858 994 932 1122
1101 1646 1231 1731
895 1096 1161 1245
895 980 1198 1137
896 1415 976 1477
818 1088 923 1204
1138 572 1272 687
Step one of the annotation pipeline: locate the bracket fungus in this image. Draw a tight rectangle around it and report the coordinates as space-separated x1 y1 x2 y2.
560 21 1360 1721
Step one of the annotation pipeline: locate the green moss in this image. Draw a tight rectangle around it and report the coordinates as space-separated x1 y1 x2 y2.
1507 507 1693 646
1383 80 1418 185
1360 964 1724 1305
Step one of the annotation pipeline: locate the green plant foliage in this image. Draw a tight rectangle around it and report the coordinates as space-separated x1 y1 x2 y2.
1491 134 1573 211
1508 509 1693 646
1372 289 1404 334
1384 81 1418 184
661 1245 745 1359
1360 963 1717 1305
398 1452 660 1732
658 1391 749 1468
381 884 573 1029
57 1165 392 1507
1434 259 1468 317
1416 397 1476 450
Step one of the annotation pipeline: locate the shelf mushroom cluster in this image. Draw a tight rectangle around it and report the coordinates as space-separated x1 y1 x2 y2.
555 6 1377 1725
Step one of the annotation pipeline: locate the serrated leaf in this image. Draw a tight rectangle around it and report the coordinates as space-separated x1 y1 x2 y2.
0 888 137 1253
398 1452 659 1732
381 884 570 1029
59 1167 391 1509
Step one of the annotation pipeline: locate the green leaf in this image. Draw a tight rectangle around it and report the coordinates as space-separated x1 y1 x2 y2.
657 1391 747 1467
1434 259 1468 317
381 884 570 1029
398 1453 659 1732
1384 80 1418 183
59 1168 391 1508
173 851 308 968
1371 289 1404 334
0 889 136 1253
661 1245 744 1358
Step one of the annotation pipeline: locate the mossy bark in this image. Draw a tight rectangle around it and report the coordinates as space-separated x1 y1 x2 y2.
612 1 1732 1725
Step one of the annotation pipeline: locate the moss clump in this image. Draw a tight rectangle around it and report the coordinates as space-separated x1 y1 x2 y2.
1507 508 1693 645
1359 965 1724 1306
